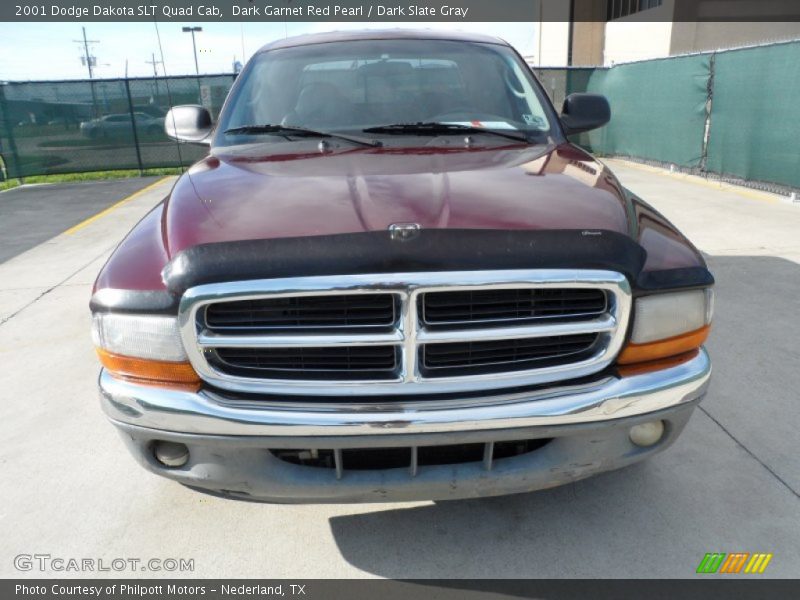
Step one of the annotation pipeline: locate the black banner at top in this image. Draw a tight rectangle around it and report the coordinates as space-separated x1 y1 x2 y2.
4 0 800 22
5 0 529 22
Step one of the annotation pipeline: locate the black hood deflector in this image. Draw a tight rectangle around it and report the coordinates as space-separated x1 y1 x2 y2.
162 229 711 298
92 229 714 314
163 229 644 295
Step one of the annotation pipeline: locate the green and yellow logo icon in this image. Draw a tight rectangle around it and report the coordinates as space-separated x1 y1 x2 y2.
696 552 773 574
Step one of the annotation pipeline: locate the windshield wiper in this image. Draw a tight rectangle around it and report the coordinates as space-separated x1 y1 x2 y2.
224 124 382 147
362 122 531 143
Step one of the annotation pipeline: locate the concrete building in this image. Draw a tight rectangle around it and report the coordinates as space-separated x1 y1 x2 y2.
534 0 800 66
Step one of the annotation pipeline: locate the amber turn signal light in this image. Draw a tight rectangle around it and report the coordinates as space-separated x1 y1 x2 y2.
96 348 201 390
617 325 710 366
616 349 700 377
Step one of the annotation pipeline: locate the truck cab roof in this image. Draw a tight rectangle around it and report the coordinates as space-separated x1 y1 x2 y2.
256 29 508 53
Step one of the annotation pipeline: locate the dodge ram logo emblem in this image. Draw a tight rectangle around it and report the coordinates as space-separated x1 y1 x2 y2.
389 223 421 241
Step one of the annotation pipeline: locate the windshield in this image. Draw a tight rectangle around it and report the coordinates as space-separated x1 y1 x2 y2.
215 38 555 146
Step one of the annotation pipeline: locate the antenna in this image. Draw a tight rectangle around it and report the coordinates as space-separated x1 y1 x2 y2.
153 20 185 170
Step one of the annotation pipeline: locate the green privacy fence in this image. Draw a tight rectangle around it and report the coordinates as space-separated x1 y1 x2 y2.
583 39 800 190
1 42 799 190
0 74 235 179
585 54 712 168
705 42 800 187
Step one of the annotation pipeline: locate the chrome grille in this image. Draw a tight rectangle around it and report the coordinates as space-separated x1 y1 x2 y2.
420 333 600 377
210 346 399 380
178 270 632 396
205 293 396 332
420 288 607 328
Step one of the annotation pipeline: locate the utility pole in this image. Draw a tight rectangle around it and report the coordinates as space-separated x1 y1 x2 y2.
182 26 203 76
74 26 98 79
146 52 163 78
74 26 99 117
146 52 164 102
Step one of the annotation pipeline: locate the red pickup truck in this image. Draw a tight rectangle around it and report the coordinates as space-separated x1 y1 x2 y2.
91 30 713 502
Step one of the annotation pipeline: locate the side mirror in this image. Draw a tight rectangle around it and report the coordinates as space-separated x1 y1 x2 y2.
560 93 610 136
164 105 212 144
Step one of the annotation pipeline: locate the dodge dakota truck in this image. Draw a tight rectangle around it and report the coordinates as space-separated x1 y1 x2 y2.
92 30 713 502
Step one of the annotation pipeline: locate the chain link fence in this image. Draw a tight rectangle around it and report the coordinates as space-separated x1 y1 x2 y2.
0 74 235 179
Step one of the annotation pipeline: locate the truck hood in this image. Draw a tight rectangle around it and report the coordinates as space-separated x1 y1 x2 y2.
164 142 631 255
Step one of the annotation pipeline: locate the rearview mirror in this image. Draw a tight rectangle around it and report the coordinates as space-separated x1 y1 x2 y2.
164 105 212 144
560 93 611 136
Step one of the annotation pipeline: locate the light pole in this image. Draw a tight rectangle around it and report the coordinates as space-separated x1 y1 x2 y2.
182 26 203 76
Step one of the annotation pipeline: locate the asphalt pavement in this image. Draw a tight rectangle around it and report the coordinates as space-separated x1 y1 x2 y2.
0 177 161 263
0 162 798 578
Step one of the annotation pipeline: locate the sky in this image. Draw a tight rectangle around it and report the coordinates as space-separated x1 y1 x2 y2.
0 21 538 81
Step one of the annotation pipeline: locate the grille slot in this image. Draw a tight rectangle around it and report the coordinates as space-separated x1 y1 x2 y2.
205 293 396 332
211 346 399 380
270 439 552 473
421 288 607 328
421 333 600 377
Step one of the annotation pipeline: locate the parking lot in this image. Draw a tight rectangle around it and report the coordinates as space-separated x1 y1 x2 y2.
0 176 162 264
0 161 798 578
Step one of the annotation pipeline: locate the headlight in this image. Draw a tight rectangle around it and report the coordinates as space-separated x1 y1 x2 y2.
92 313 186 361
619 288 713 366
92 313 199 388
630 289 713 344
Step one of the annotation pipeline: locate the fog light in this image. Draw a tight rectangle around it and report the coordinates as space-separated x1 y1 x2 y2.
153 441 189 467
629 421 665 447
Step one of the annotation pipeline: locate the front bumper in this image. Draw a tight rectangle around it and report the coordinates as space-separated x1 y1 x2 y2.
100 348 711 503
